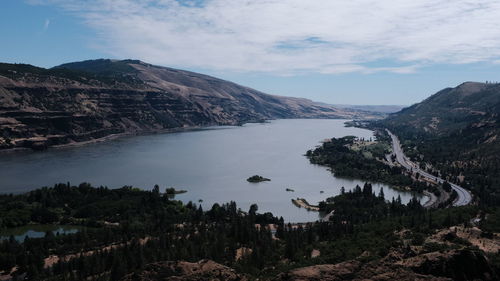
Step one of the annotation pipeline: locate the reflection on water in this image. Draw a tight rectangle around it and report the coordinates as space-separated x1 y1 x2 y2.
0 225 84 242
0 119 421 222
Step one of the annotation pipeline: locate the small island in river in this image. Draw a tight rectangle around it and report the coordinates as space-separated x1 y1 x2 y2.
246 175 271 183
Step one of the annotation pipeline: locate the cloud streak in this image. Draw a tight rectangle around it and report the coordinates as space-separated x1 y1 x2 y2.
43 18 50 31
36 0 500 74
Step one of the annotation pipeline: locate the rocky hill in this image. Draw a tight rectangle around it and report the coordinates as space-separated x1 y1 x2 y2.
121 260 246 281
383 82 500 137
0 59 370 151
122 241 497 281
379 81 500 205
274 247 495 281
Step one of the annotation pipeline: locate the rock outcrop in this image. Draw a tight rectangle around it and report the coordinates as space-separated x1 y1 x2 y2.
121 259 246 281
275 248 496 281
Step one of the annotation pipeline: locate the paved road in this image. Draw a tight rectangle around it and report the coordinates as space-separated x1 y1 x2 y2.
386 130 472 207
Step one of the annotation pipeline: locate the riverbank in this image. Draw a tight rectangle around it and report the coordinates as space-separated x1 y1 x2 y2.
0 119 276 154
0 119 410 222
292 198 320 211
0 128 192 154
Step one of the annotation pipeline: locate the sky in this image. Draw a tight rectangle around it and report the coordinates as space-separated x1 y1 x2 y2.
2 0 500 105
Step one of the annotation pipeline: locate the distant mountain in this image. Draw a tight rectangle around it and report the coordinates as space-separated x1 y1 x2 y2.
0 59 375 150
333 104 406 114
380 81 500 204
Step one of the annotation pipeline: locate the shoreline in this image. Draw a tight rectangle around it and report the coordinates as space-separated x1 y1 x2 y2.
292 198 320 211
0 118 362 154
0 122 257 155
0 118 364 155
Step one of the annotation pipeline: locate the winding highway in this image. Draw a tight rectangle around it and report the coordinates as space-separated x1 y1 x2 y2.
386 130 472 207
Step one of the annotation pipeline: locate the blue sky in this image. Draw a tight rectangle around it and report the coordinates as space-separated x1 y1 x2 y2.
2 0 500 105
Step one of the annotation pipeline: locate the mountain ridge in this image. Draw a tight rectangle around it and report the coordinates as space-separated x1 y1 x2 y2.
0 59 377 151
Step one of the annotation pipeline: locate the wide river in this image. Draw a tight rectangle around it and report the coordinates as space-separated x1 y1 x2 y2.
0 119 418 222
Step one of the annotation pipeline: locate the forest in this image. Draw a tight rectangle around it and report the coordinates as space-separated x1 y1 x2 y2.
0 182 497 280
306 136 429 193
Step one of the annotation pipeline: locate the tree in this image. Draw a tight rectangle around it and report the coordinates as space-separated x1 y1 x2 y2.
362 182 372 195
110 254 127 281
249 204 258 216
152 184 160 194
378 187 385 199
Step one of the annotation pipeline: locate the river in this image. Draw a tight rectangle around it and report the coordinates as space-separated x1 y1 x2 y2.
0 119 419 222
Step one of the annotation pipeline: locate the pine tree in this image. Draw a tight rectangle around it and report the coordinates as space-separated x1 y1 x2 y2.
378 187 385 199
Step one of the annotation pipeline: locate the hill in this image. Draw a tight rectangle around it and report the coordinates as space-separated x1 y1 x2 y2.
0 59 373 151
379 81 500 205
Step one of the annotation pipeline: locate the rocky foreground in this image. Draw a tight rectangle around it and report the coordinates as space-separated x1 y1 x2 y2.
0 59 376 151
121 260 246 281
122 249 495 281
121 226 498 281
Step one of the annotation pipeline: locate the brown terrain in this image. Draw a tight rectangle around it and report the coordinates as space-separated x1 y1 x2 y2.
121 260 246 281
0 59 376 151
274 248 493 281
117 247 495 281
111 225 498 281
274 226 498 281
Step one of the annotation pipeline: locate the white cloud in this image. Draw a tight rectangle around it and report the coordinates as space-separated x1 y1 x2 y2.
43 18 50 31
35 0 500 74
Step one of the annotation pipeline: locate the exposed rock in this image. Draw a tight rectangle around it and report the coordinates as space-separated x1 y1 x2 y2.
235 247 253 261
397 249 497 281
274 259 450 281
310 249 320 258
427 226 500 254
0 59 376 151
275 246 497 281
121 259 246 281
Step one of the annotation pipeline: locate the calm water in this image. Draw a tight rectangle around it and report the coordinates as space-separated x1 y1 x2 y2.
0 119 419 222
0 225 84 242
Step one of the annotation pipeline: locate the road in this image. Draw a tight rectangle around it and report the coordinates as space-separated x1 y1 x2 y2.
320 210 334 222
386 130 472 207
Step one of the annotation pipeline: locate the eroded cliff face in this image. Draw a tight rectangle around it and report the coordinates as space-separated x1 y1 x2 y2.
0 59 368 151
0 86 211 150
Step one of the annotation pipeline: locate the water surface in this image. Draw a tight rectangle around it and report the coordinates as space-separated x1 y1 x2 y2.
0 225 84 242
0 119 418 222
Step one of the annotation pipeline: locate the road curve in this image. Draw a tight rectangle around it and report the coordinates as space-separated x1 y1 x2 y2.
386 130 472 207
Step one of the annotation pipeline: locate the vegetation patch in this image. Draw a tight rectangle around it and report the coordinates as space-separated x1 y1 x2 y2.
247 175 271 183
0 183 495 280
306 136 428 192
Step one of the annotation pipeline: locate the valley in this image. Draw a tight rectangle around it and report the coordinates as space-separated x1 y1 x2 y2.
0 60 378 151
2 1 500 280
0 119 416 222
0 61 499 281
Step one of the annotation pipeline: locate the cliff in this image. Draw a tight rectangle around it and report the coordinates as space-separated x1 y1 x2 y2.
0 59 372 150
